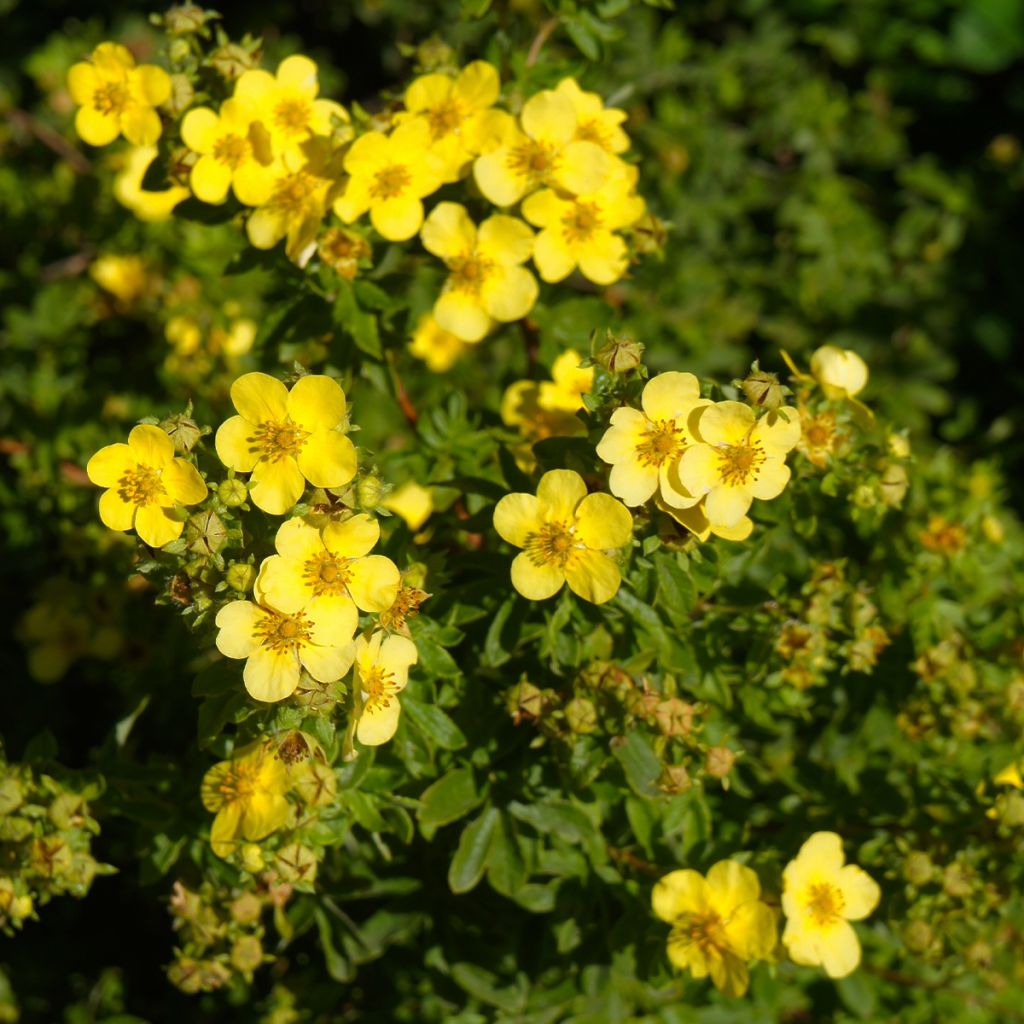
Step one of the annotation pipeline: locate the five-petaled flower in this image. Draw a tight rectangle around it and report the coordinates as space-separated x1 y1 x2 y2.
200 742 291 858
597 372 706 508
652 860 777 997
493 469 633 604
215 372 357 515
67 42 171 147
537 349 594 414
555 77 631 154
86 424 207 548
421 202 538 342
354 631 419 746
677 402 801 528
781 831 880 978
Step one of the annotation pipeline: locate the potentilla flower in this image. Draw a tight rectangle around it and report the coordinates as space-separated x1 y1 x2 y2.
215 588 356 702
677 402 801 528
656 498 753 543
537 349 595 413
596 372 707 508
215 372 357 515
86 424 207 548
255 515 400 637
420 202 538 342
522 162 645 285
400 61 501 181
382 481 434 532
113 146 189 222
354 631 419 746
473 89 611 207
233 55 347 155
333 120 444 241
493 469 633 604
408 313 472 372
797 407 845 469
67 42 171 147
810 345 868 400
652 860 777 997
555 77 630 154
782 831 880 978
181 98 276 205
200 742 291 858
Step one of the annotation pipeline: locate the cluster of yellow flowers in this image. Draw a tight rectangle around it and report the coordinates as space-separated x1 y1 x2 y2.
599 372 802 542
68 43 647 348
652 831 880 996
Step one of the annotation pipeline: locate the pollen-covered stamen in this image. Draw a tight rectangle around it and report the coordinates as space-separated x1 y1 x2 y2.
117 465 165 507
249 419 310 462
669 910 728 957
213 132 250 168
716 442 766 485
524 521 578 569
636 419 687 468
507 139 558 182
303 551 353 598
561 200 603 244
806 882 845 926
361 664 398 710
253 608 313 653
204 758 262 806
448 251 495 295
370 164 412 200
93 81 130 116
427 98 463 139
274 97 312 135
266 171 320 215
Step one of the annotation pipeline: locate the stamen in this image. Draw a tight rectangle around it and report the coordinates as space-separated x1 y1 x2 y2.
635 419 686 468
248 419 310 462
716 442 766 485
253 608 313 653
116 465 165 507
561 200 602 243
524 521 577 568
370 164 411 200
303 551 353 598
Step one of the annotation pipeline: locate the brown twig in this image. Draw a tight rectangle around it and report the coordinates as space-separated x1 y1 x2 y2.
526 17 559 67
7 108 92 175
384 350 418 427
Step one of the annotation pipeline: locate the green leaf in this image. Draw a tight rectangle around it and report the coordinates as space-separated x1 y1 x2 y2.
450 962 525 1012
610 732 662 798
655 553 697 625
315 907 354 983
486 811 527 896
417 768 483 828
448 806 499 894
334 279 381 358
403 695 467 751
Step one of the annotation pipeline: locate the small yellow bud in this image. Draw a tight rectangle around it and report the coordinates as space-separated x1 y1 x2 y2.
659 763 692 794
654 698 694 737
810 344 868 400
982 514 1005 544
355 473 387 510
416 37 455 70
240 844 265 874
273 843 318 886
218 477 249 507
594 330 644 375
187 509 228 555
226 562 257 594
735 363 786 410
878 463 909 508
230 935 264 974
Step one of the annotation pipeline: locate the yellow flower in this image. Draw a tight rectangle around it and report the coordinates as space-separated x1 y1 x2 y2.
493 469 633 604
473 89 612 207
596 372 706 508
810 345 868 400
781 831 880 978
166 315 202 356
200 742 291 858
246 160 334 265
89 254 151 306
652 860 777 997
382 481 434 532
86 424 207 548
113 146 189 222
233 55 347 155
181 98 276 205
538 349 594 413
677 403 801 528
255 515 400 638
400 61 501 181
994 760 1024 789
67 42 170 147
555 77 630 154
334 120 444 241
522 162 644 285
354 631 419 746
421 202 538 342
408 313 472 372
215 372 358 515
656 498 753 543
215 589 356 703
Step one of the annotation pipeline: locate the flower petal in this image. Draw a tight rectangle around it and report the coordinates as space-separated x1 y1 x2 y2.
287 374 346 431
131 65 171 106
521 90 576 145
421 202 477 260
249 457 306 515
75 106 120 147
371 195 423 241
836 864 880 921
254 554 310 615
215 415 260 473
749 458 790 501
692 401 753 446
493 493 543 547
378 633 419 674
454 61 500 109
532 228 576 282
300 641 355 683
98 488 135 532
190 154 232 204
357 699 402 746
577 230 628 286
704 485 752 529
553 141 610 195
162 459 207 505
536 469 587 522
706 860 762 917
323 513 379 557
607 459 658 506
564 549 621 604
434 291 491 342
120 106 162 148
510 552 564 600
478 214 533 265
134 504 184 548
181 106 219 153
215 601 261 659
87 443 135 487
307 595 359 645
574 493 632 549
473 149 525 207
244 646 301 702
128 424 174 467
347 555 401 612
67 62 98 106
652 869 709 922
641 372 701 422
274 516 325 562
276 54 319 94
820 920 862 978
296 431 358 489
483 265 537 323
676 444 718 498
231 372 289 424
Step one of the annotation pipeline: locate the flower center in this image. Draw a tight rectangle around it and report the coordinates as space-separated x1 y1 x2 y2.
370 163 412 200
636 419 686 467
716 442 766 485
448 252 495 295
274 97 312 135
117 465 165 507
561 200 603 244
213 132 250 168
267 171 320 215
254 608 313 653
524 521 577 569
576 117 612 150
249 419 310 462
303 551 353 598
361 664 397 709
508 139 557 182
669 910 727 957
93 81 130 116
806 882 845 927
427 98 463 139
216 759 261 803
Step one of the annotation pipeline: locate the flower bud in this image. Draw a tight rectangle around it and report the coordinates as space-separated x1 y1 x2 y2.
988 133 1020 165
659 763 692 794
48 792 87 830
230 935 264 974
506 681 544 723
416 37 455 70
356 472 387 510
226 562 257 594
164 3 214 35
218 477 249 507
735 363 786 410
878 463 909 508
705 746 736 779
210 42 259 82
10 894 33 921
229 892 262 925
903 850 934 887
0 777 23 815
594 330 644 375
565 696 598 735
187 508 227 555
654 698 695 737
240 844 264 874
982 515 1005 544
810 345 868 399
274 843 318 886
888 433 911 459
903 919 934 953
942 862 972 898
160 412 202 453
